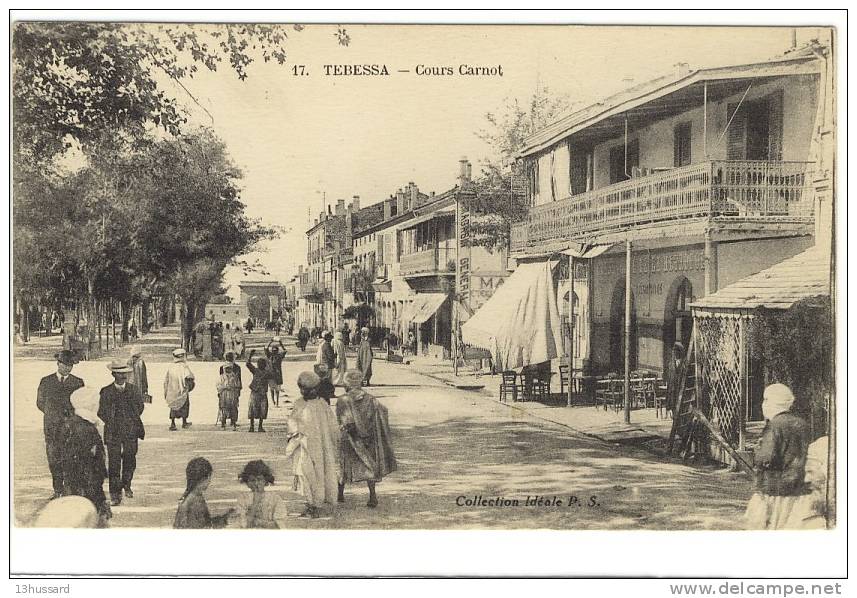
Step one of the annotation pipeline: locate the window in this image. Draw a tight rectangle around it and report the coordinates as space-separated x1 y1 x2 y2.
569 144 594 195
673 122 692 167
609 140 639 184
726 91 783 161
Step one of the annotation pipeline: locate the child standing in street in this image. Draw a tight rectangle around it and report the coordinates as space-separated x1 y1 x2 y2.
246 349 274 433
173 457 235 529
236 460 288 529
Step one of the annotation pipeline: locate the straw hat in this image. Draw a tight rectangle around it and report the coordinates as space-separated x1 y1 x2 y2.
172 348 187 359
106 359 133 374
762 383 796 420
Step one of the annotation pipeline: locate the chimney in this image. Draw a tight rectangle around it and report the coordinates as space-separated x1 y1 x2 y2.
383 198 392 220
673 62 690 75
408 182 420 208
351 195 360 211
396 188 406 214
327 205 332 216
313 218 318 226
458 157 469 187
621 76 634 87
335 198 345 216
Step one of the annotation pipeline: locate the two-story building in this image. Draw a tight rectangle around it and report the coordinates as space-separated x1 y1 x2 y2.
480 47 825 403
398 160 510 358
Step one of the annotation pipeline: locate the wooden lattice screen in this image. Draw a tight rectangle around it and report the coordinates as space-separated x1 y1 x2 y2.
693 311 749 448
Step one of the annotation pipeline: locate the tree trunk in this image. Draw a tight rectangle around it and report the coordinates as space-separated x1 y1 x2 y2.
181 299 197 352
121 300 131 342
19 298 30 343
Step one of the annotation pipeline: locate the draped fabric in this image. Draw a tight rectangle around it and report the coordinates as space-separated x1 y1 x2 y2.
335 391 397 484
285 398 341 507
536 153 554 206
461 259 564 371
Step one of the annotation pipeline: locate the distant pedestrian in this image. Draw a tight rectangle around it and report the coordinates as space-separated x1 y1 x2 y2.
356 327 374 386
297 325 310 352
164 348 194 431
745 384 812 530
63 386 111 526
128 345 150 404
333 331 348 386
313 363 336 405
317 331 336 371
231 325 245 358
236 460 288 529
336 370 397 508
98 359 145 506
285 371 341 518
217 352 242 430
246 349 273 432
129 320 139 341
37 349 84 499
174 457 236 529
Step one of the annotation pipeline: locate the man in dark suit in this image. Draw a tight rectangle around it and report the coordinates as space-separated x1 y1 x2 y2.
98 359 145 506
36 349 84 499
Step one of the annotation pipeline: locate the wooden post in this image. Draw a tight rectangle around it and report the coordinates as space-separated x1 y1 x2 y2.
624 239 632 424
704 229 718 295
738 316 747 450
568 254 575 407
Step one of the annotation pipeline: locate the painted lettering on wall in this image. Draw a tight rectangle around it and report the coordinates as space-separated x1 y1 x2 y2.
458 202 471 306
596 249 705 276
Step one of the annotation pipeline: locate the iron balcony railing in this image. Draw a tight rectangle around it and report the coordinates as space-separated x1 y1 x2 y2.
510 160 814 252
400 247 456 277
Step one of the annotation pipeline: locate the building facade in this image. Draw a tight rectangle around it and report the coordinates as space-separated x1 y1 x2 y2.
508 47 825 420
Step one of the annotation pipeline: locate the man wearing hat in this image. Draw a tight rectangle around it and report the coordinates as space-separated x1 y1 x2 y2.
36 349 84 499
356 327 374 387
164 348 195 431
63 385 111 525
98 359 145 506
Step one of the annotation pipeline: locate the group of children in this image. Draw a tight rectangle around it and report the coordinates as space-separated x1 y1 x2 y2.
173 458 288 529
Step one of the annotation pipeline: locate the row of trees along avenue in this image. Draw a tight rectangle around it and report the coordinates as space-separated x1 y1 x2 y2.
13 23 350 352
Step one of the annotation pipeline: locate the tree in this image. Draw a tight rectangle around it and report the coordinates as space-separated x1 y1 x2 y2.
12 22 350 165
750 297 833 440
467 84 573 249
13 22 346 349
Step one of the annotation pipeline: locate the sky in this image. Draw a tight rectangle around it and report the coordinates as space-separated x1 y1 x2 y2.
165 24 823 294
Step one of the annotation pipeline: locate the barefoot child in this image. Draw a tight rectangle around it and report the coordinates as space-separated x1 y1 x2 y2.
246 349 274 432
237 460 288 529
173 457 235 529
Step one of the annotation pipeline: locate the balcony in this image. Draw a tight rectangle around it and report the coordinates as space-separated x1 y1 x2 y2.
400 247 456 277
510 160 814 252
300 281 324 299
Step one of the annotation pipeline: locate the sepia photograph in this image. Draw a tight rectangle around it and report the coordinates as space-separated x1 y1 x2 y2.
8 10 845 581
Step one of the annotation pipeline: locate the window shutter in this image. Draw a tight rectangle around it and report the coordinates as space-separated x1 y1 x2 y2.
726 102 747 160
767 91 784 161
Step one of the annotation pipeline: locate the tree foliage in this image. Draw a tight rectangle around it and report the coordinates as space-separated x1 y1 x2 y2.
466 84 573 249
12 21 343 342
750 296 833 437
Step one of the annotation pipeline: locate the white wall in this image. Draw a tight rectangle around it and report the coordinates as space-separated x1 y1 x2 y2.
584 74 819 189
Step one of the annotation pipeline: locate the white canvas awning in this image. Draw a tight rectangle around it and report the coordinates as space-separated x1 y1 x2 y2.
562 242 614 259
403 293 448 324
461 259 564 371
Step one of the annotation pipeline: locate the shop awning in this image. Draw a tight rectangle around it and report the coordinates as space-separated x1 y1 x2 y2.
461 259 564 371
405 293 448 324
691 245 831 311
371 279 392 293
562 242 615 259
398 204 456 230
